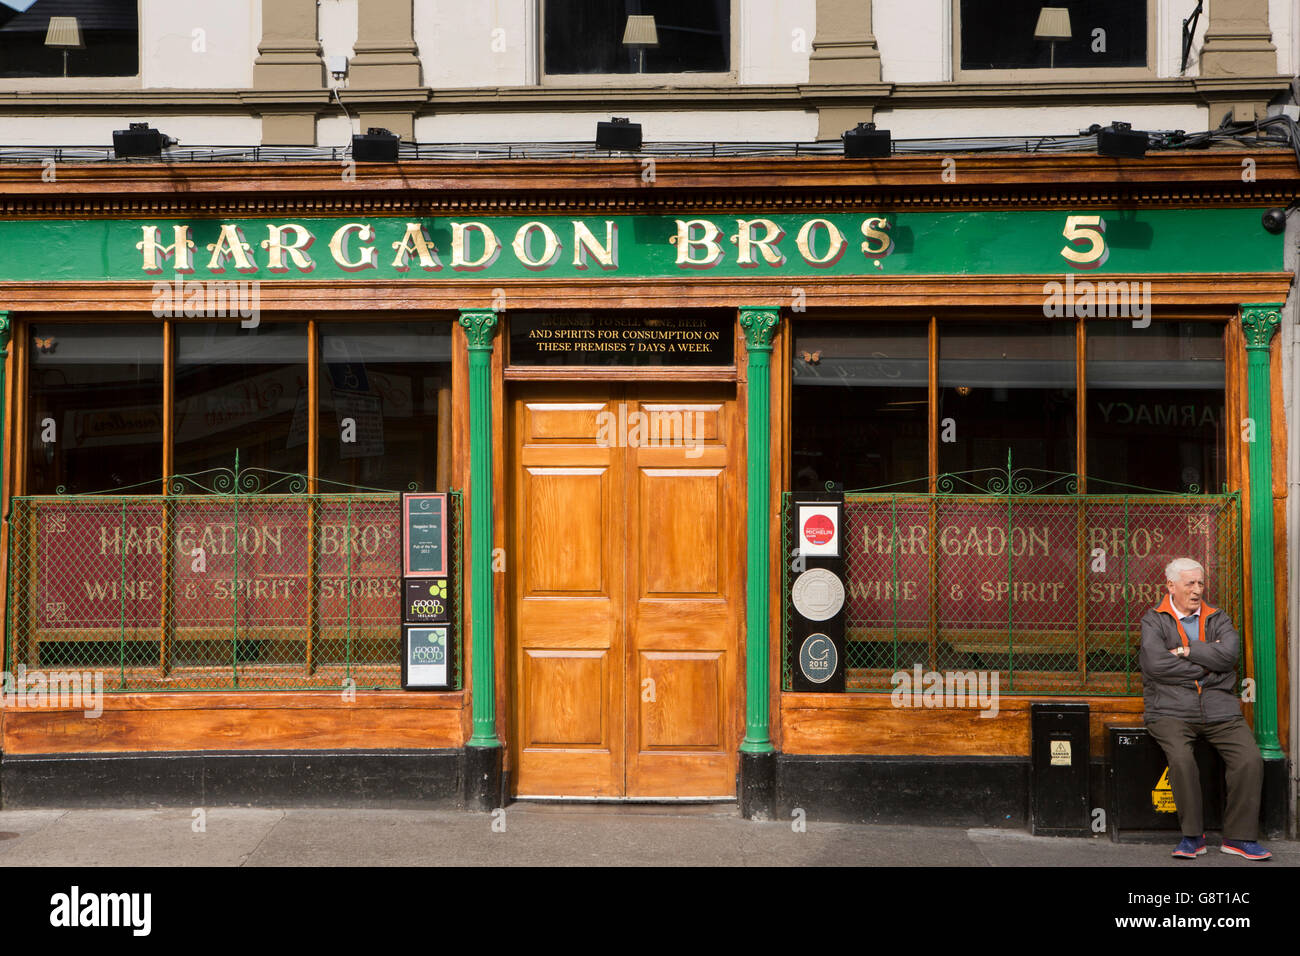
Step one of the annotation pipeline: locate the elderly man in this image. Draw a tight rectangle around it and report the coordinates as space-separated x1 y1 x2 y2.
1139 557 1269 860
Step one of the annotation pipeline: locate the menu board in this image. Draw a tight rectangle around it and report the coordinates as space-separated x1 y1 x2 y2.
401 493 447 577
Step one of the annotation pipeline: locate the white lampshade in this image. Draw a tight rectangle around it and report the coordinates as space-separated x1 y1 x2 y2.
622 15 659 48
45 16 84 50
1034 7 1072 42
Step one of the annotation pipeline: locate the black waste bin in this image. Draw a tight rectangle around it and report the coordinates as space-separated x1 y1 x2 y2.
1108 725 1224 842
1030 702 1090 836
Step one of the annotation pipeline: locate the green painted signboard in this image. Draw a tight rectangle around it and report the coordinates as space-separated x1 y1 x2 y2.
0 208 1282 281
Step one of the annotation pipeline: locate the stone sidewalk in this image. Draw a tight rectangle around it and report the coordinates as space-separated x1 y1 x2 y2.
0 802 1295 866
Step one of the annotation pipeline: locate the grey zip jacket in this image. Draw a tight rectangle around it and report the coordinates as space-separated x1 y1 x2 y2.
1140 593 1243 724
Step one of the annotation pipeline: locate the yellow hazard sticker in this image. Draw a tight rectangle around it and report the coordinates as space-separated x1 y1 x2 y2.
1050 741 1071 766
1151 767 1178 813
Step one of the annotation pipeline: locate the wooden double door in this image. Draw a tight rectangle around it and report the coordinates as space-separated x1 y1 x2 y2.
508 382 741 797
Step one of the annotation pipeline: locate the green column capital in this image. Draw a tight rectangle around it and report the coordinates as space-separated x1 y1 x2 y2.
1240 304 1281 350
0 310 10 348
458 309 499 350
739 307 781 352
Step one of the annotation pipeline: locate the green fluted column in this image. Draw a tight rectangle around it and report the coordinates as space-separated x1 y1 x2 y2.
459 309 501 749
0 313 9 670
1240 303 1283 759
739 307 780 754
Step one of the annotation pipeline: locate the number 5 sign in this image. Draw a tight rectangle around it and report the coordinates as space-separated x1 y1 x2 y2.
1060 215 1109 269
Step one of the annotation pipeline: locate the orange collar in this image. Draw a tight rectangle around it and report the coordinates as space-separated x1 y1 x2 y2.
1155 593 1217 648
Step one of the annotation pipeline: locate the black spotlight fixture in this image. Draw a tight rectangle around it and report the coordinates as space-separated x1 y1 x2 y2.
351 127 400 162
842 122 892 158
112 122 178 158
596 116 642 151
1262 207 1290 234
1096 121 1148 158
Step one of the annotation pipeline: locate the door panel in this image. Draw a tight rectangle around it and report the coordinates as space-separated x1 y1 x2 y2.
624 389 739 797
512 387 623 797
510 383 738 798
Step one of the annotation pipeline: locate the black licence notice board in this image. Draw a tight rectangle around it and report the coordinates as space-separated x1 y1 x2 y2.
402 493 447 577
509 311 734 366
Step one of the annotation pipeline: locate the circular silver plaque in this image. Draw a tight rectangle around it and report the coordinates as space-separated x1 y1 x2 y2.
791 568 845 622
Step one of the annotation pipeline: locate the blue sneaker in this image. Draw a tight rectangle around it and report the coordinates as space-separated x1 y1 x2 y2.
1220 840 1271 860
1172 834 1206 858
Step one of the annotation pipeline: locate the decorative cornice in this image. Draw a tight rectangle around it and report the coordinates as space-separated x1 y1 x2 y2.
0 152 1295 218
739 307 781 351
1241 302 1282 349
458 309 499 349
0 74 1292 116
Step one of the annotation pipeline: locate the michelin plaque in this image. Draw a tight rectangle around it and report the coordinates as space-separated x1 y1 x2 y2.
791 568 845 622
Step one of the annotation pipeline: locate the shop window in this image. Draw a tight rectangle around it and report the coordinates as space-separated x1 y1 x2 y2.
958 0 1148 72
174 323 308 477
0 0 140 78
542 0 730 76
1086 322 1226 493
318 323 453 492
792 323 928 492
27 323 163 494
938 321 1076 477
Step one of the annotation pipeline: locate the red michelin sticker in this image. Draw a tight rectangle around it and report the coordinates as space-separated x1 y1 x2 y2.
802 513 835 546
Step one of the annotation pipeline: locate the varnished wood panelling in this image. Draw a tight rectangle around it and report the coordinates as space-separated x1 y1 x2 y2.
524 401 609 441
638 469 722 596
639 652 723 750
780 693 1145 756
523 650 607 747
523 467 608 594
1 692 465 754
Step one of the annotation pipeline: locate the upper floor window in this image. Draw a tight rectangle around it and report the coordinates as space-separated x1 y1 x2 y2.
0 0 139 78
543 0 730 76
958 0 1148 73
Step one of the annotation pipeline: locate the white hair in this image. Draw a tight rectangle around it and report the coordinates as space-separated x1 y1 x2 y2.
1165 557 1205 582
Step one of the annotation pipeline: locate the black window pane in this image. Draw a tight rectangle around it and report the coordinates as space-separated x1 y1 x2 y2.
545 0 729 74
0 0 139 78
175 324 308 477
1087 322 1226 493
318 323 452 492
938 322 1076 478
961 0 1146 70
28 323 163 494
792 322 928 492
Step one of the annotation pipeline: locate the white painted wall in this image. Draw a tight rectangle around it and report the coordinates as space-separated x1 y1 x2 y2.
140 0 258 89
1156 0 1208 78
319 0 358 89
876 102 1209 139
740 0 816 84
414 109 819 143
876 0 949 83
417 0 532 88
0 115 262 147
1269 0 1297 77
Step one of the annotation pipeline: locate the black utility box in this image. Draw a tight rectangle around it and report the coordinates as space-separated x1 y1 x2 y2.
1108 725 1224 842
1030 702 1091 836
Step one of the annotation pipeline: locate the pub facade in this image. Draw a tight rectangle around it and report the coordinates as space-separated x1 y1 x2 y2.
0 147 1293 833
